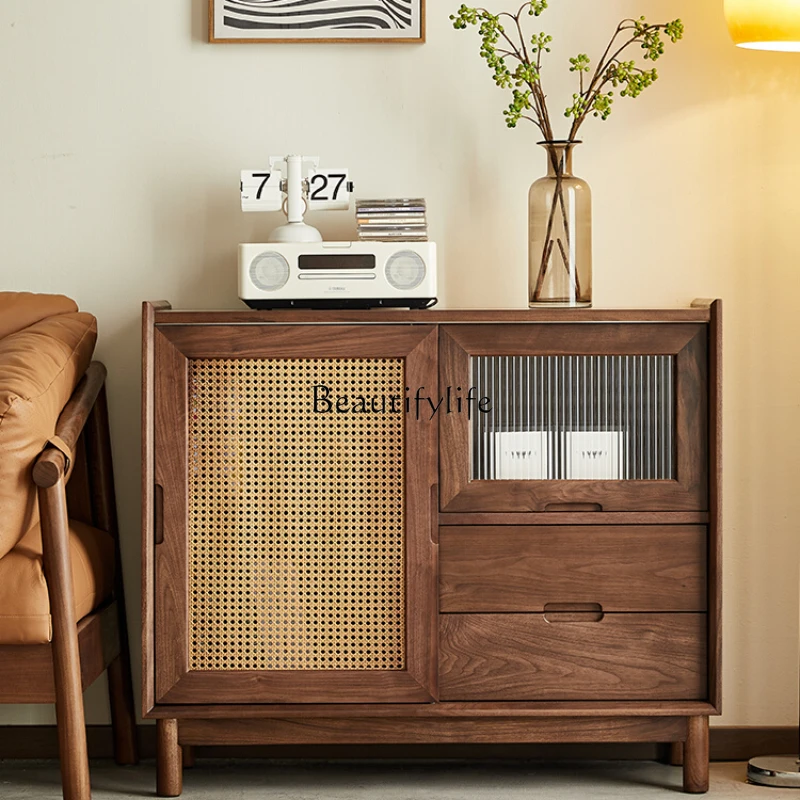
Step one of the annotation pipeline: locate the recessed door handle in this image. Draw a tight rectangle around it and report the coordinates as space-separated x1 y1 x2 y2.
154 483 164 545
544 502 602 513
430 484 439 544
544 602 604 623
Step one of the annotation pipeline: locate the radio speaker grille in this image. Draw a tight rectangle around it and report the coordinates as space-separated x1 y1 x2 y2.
385 250 426 290
250 252 290 291
188 357 406 671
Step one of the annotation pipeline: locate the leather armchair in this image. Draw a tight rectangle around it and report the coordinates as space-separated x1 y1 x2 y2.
0 292 138 799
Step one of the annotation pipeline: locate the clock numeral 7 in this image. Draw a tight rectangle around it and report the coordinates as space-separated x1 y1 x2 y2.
252 173 271 200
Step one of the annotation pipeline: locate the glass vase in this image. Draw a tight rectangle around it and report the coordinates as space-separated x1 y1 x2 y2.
528 141 592 307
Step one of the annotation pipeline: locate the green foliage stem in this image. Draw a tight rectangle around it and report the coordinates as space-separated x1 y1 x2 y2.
450 2 684 140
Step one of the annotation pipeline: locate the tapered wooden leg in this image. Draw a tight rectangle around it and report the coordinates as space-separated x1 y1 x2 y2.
87 386 139 766
683 716 709 794
39 480 91 800
670 741 685 766
107 653 138 765
157 719 183 797
182 745 196 769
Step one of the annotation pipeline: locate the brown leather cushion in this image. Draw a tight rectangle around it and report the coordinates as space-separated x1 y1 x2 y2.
0 310 97 560
0 519 115 645
0 292 78 341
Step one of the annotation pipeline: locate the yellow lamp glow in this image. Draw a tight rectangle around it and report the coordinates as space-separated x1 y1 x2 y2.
725 0 800 51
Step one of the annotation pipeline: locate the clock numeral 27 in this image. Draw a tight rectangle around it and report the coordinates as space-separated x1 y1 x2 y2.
310 173 347 201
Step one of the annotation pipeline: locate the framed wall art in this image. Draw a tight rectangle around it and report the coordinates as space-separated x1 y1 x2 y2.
209 1 426 44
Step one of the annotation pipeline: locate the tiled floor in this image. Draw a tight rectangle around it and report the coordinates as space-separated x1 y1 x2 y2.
0 760 794 799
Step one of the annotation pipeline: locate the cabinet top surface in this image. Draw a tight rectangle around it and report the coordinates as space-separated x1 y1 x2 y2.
149 303 718 326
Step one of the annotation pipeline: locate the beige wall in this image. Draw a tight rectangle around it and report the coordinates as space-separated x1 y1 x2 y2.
1 0 798 727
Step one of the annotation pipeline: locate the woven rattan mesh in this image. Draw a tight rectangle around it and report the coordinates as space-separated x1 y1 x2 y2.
188 358 406 671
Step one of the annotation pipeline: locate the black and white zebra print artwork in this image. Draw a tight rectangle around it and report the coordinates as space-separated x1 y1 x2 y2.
213 0 423 40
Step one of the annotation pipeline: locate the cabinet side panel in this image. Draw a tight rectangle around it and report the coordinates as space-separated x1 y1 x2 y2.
142 301 171 716
142 306 155 715
708 302 722 712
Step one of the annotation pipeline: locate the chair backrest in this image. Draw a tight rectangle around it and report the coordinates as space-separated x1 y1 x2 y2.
0 293 97 559
0 292 77 340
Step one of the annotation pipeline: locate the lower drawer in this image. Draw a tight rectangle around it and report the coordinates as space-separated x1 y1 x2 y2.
439 613 707 701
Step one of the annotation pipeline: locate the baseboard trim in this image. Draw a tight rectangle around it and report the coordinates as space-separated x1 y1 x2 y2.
0 725 796 762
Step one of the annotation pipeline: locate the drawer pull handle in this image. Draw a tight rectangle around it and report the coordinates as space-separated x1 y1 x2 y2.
544 602 604 623
544 502 602 513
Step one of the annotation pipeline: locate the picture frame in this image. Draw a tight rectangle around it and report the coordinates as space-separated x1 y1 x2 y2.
209 1 426 44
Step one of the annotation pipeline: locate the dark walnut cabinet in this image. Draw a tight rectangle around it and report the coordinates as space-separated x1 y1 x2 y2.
143 302 721 796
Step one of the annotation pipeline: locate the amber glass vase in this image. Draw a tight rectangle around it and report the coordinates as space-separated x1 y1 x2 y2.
528 141 592 307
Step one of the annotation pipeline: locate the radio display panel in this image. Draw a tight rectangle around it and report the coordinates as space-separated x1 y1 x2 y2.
299 254 376 270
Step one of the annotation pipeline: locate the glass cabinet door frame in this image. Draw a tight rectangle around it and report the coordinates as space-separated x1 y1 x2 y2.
439 323 708 513
150 324 438 705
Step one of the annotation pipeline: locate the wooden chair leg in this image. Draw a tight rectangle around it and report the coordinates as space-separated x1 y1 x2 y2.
157 719 183 797
107 653 138 765
182 745 196 768
86 385 139 766
683 716 709 794
39 480 91 800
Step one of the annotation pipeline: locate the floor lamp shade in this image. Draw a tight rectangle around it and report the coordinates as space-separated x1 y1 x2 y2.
725 0 800 51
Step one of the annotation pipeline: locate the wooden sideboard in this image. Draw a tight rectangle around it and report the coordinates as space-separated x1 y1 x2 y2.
142 301 721 795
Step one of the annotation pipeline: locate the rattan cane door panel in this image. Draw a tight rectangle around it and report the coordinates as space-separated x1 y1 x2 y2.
188 358 406 672
153 325 437 704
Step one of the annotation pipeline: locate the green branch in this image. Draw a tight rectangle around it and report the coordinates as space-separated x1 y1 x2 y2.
451 3 684 140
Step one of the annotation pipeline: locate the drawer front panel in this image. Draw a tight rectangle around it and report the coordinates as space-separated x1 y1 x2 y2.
439 613 707 701
439 526 707 613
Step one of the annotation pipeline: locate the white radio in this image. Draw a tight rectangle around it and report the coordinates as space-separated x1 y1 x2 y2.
237 155 437 310
239 241 437 310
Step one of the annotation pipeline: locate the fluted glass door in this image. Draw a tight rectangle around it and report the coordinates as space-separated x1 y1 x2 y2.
472 355 675 482
439 324 708 513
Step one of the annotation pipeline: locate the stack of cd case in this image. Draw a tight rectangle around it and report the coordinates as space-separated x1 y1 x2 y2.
356 198 428 242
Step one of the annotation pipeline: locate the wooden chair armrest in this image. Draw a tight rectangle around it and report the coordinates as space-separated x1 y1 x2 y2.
33 361 108 488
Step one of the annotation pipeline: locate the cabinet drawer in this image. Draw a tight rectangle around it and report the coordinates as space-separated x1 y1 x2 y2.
439 526 707 613
439 613 707 701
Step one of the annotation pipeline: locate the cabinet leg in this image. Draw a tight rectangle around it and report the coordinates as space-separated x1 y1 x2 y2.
683 716 709 794
670 741 685 767
157 719 182 797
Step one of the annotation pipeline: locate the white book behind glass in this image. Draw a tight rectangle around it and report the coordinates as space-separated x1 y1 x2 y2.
492 431 551 480
563 431 625 480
